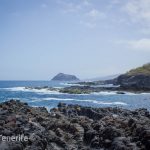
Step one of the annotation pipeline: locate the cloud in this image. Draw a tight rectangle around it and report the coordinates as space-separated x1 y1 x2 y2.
57 0 106 28
80 9 106 28
101 0 150 34
82 0 91 6
87 9 106 19
128 39 150 51
123 0 150 24
63 3 82 13
111 0 121 4
79 20 96 28
140 28 150 35
117 38 150 52
57 0 91 13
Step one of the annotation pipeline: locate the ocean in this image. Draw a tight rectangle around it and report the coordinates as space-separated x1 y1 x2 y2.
0 81 150 111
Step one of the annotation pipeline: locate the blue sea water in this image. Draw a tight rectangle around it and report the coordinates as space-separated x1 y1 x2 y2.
0 81 150 111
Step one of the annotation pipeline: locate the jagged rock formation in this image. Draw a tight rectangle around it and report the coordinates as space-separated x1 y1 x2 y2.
0 100 150 150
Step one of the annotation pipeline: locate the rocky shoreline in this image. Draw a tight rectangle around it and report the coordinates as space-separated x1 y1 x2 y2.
25 85 150 95
59 85 150 94
0 100 150 149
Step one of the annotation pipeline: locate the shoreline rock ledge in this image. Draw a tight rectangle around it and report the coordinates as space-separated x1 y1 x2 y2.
0 100 150 150
51 73 80 81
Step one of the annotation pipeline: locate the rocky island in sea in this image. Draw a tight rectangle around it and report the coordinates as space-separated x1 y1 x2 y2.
0 99 150 150
51 73 80 81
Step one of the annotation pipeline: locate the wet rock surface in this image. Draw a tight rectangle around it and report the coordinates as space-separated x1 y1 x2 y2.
0 100 150 150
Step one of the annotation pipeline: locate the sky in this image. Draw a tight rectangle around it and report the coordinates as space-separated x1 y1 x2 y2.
0 0 150 80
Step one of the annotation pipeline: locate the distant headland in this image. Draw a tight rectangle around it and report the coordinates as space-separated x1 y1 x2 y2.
51 73 80 81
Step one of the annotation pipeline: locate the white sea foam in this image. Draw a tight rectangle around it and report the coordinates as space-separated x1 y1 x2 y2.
3 87 60 94
91 101 127 105
30 97 76 102
92 91 150 95
54 87 63 89
2 87 90 95
121 92 150 95
139 92 150 95
60 82 86 87
4 87 26 91
30 97 127 105
92 91 117 95
3 87 150 96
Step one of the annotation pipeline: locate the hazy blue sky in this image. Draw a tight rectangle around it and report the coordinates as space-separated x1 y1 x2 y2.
0 0 150 80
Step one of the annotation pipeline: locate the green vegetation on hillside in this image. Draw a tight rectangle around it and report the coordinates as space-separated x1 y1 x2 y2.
126 63 150 75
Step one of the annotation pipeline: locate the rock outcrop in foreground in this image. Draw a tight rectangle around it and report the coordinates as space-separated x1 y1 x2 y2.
0 100 150 150
51 73 80 81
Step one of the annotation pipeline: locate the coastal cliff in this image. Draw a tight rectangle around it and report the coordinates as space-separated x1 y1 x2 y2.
116 63 150 91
